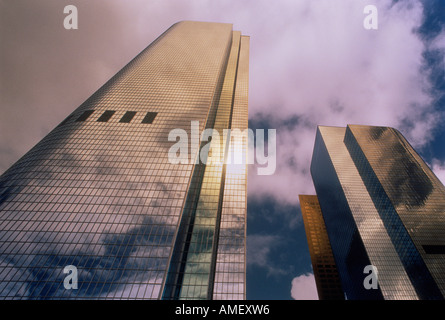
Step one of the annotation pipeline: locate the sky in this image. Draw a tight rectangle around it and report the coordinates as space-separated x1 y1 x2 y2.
1 0 444 300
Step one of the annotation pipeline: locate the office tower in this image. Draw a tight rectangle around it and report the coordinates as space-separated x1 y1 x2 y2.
299 195 344 300
309 125 445 300
0 21 249 300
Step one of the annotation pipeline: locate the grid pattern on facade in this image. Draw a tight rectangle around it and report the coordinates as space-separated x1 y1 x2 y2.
213 35 249 300
299 195 344 300
316 126 419 299
0 21 247 300
311 125 445 300
176 31 242 300
311 126 383 299
170 31 249 300
346 125 445 298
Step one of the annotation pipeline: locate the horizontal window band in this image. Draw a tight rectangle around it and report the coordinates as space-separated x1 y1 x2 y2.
423 245 445 254
75 110 95 122
68 110 158 124
119 111 137 123
97 110 116 122
142 112 158 124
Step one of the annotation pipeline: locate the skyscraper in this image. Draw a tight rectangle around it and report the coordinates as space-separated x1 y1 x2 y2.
299 195 344 300
0 21 249 300
308 125 445 300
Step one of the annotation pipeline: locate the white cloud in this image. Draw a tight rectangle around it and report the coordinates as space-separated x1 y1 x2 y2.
291 273 319 300
1 0 443 201
432 159 445 186
245 0 444 204
1 0 445 301
247 234 287 276
248 124 317 205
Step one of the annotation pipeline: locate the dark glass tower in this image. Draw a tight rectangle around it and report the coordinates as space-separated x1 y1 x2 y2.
0 21 249 300
310 125 445 300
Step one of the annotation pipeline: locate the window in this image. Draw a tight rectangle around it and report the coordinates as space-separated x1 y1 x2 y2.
58 115 74 126
119 111 137 123
141 112 158 124
97 110 116 122
76 110 95 122
423 245 445 254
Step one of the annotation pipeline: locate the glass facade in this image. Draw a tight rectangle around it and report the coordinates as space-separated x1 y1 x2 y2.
299 195 344 300
310 125 445 300
0 21 248 300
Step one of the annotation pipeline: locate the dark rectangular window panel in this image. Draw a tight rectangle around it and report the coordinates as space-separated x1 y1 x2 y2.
423 245 445 254
58 115 74 126
142 112 158 124
119 111 137 123
97 110 116 122
75 110 95 122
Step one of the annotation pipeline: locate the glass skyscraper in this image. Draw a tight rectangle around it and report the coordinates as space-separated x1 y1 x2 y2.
299 195 344 300
0 21 249 300
308 125 445 300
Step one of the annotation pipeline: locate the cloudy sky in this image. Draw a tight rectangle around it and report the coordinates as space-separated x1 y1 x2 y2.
1 0 444 300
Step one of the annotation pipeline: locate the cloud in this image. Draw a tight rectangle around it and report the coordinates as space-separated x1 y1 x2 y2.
245 0 445 205
247 234 287 277
0 215 172 299
248 120 317 204
247 234 278 268
1 0 444 198
1 0 445 300
291 273 319 300
432 159 445 185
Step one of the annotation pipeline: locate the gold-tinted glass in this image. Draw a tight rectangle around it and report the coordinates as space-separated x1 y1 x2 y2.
315 126 418 299
212 35 249 300
299 195 344 300
0 21 248 300
347 125 445 297
177 31 248 300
